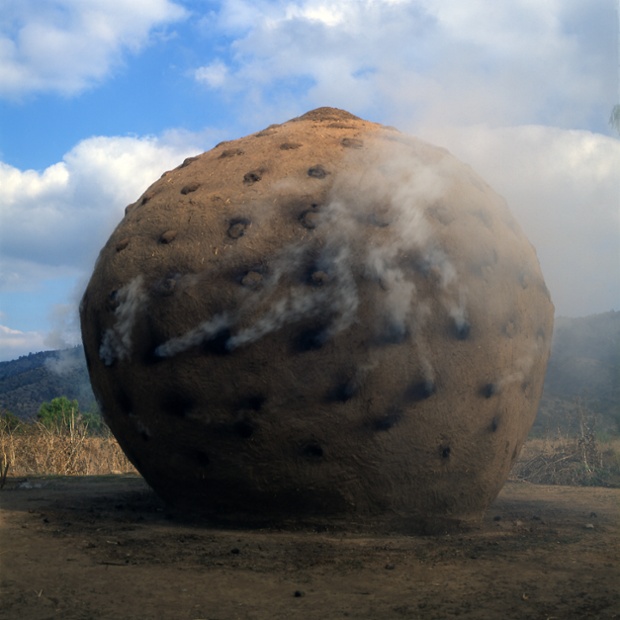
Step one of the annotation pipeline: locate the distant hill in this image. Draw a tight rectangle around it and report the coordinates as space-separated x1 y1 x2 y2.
0 347 96 420
533 311 620 436
1 312 618 434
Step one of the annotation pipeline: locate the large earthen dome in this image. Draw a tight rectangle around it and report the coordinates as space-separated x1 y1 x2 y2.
80 108 554 533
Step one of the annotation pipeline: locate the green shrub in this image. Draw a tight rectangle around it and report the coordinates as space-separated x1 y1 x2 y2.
37 396 104 435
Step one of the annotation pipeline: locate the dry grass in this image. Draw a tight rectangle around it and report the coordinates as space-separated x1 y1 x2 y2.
512 404 620 487
511 436 620 487
0 418 136 482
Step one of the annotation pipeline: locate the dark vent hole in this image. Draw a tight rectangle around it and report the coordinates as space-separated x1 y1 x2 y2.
480 383 499 399
405 380 436 402
373 409 402 431
302 442 324 458
234 420 256 438
227 218 251 239
327 379 358 403
190 450 210 467
243 170 263 184
294 327 329 352
238 395 266 411
162 392 194 418
202 328 233 356
453 319 471 340
307 165 328 179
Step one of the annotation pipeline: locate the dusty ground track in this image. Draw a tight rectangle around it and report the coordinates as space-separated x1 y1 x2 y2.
1 476 618 619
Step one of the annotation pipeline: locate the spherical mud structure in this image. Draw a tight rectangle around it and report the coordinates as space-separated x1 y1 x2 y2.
80 108 554 533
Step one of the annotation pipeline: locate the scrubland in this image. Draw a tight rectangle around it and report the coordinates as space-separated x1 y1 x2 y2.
0 415 136 484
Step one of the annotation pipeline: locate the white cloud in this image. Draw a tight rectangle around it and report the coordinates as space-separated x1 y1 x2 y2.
193 0 616 132
425 0 563 51
284 3 349 27
0 324 46 361
420 124 620 317
0 132 203 294
0 0 187 99
195 59 229 88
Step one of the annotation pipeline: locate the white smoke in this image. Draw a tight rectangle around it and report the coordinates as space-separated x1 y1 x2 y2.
146 134 470 363
325 136 468 358
154 313 231 357
44 346 83 376
99 276 147 365
228 291 326 350
497 340 544 393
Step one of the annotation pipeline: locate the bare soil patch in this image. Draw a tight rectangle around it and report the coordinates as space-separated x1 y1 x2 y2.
1 476 618 620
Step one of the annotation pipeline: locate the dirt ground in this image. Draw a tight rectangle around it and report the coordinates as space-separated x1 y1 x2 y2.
0 476 618 620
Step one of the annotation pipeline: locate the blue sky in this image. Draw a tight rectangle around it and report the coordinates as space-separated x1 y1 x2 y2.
1 0 619 361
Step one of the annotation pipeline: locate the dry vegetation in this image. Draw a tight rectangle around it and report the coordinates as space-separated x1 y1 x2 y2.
510 435 620 487
510 406 620 487
0 416 136 484
1 413 619 489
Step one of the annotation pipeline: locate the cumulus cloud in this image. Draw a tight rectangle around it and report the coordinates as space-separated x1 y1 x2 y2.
0 133 202 275
0 324 46 361
193 0 616 133
0 0 187 99
194 59 229 88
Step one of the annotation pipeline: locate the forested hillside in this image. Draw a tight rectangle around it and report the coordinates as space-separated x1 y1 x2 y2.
0 347 96 419
533 311 619 435
1 312 618 434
